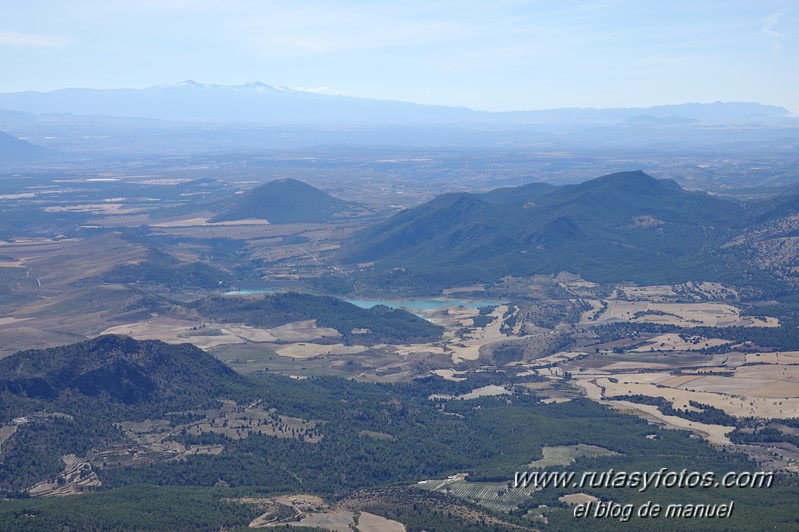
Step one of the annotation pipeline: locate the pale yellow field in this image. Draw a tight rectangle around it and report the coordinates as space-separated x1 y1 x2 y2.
631 333 731 352
391 343 448 357
620 285 678 299
151 222 325 241
99 315 361 352
532 351 588 366
430 385 510 401
272 494 326 508
560 493 599 505
239 494 326 528
527 444 619 468
210 325 277 342
431 369 467 381
557 277 599 296
442 285 486 295
259 510 405 531
586 372 799 418
682 365 799 399
601 361 673 370
573 378 733 445
82 213 153 227
580 300 778 328
45 204 143 215
427 305 478 326
426 305 511 363
746 352 799 364
153 225 279 240
0 233 147 288
276 343 368 359
459 385 510 399
101 319 280 348
269 511 359 531
659 375 702 387
268 320 340 342
561 280 598 288
149 217 269 227
357 512 407 532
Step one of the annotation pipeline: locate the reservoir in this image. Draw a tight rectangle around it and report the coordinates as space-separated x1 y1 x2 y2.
345 298 503 311
223 289 279 295
223 290 502 311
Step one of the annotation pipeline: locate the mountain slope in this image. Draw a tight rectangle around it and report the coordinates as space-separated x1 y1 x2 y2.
0 335 242 405
0 130 48 161
721 188 799 286
190 292 443 345
475 182 558 206
345 171 756 286
0 335 246 493
211 178 356 223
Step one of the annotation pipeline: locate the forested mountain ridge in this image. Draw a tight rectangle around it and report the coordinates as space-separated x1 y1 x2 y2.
344 170 799 288
191 292 444 344
0 334 242 405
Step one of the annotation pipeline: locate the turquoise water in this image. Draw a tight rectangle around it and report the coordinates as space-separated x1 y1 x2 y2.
223 289 279 295
345 299 504 311
223 290 503 311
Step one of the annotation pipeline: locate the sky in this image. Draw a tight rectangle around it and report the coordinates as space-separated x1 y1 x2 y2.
1 0 797 112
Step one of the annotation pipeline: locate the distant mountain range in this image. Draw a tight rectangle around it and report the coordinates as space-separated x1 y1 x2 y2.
0 81 791 125
343 171 799 289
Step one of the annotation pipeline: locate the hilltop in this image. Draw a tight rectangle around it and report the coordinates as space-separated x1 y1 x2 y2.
211 178 357 223
0 335 241 405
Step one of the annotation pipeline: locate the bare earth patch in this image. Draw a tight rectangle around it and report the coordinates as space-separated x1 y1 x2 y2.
268 320 341 342
149 217 270 227
100 319 276 348
559 493 600 505
245 492 406 531
590 371 799 418
28 454 101 497
527 444 620 468
574 378 734 445
746 352 799 365
430 385 510 401
276 343 368 359
357 512 407 532
431 369 467 381
432 305 513 363
580 300 778 328
631 333 732 352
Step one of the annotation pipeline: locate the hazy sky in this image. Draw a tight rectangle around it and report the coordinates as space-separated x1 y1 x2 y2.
1 0 797 112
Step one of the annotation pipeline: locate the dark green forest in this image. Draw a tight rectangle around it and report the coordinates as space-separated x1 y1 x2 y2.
0 336 796 530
